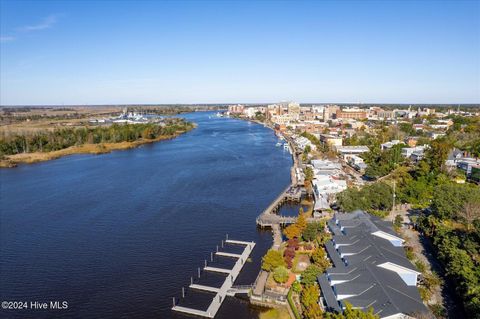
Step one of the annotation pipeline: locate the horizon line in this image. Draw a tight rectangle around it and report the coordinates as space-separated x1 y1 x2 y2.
1 102 479 108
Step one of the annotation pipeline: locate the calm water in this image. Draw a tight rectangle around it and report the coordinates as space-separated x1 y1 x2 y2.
0 112 292 319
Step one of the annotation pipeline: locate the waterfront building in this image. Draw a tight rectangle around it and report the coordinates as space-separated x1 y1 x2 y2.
244 107 262 118
318 211 429 318
312 176 347 211
228 104 245 114
311 159 343 175
310 159 347 212
294 136 316 151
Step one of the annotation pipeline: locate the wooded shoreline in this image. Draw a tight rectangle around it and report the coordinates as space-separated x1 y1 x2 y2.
0 126 195 168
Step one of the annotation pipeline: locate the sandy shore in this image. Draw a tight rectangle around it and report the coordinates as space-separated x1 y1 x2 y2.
0 130 192 168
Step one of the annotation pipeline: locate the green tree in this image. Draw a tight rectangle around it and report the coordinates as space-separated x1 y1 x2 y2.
301 265 323 286
303 222 323 242
292 280 302 293
262 249 286 271
336 182 393 213
304 166 314 181
424 138 452 173
432 183 480 220
394 214 403 229
325 302 379 319
273 266 289 283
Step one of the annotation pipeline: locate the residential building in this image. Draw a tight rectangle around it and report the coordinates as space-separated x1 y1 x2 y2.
346 155 367 172
335 145 370 157
381 140 402 150
294 136 316 151
320 134 343 147
457 158 480 175
312 176 347 211
401 145 428 159
445 148 464 167
318 211 429 319
310 160 347 212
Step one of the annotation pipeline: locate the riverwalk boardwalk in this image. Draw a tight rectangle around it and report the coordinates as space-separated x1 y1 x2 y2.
255 186 302 227
172 239 255 318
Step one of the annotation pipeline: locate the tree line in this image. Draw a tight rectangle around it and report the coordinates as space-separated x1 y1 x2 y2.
0 119 194 156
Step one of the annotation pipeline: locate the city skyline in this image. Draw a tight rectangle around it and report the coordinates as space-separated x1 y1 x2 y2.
1 0 479 105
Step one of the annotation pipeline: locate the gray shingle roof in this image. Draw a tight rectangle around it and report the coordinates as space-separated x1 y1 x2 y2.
318 274 342 312
319 210 429 318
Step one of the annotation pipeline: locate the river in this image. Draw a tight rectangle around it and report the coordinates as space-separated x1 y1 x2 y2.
0 112 293 319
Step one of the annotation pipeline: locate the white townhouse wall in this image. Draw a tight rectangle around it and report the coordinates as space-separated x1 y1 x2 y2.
377 262 421 286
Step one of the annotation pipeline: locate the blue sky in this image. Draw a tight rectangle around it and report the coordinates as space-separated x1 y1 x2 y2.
0 0 479 105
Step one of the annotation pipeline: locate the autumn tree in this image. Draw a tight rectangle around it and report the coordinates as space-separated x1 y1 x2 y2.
283 211 308 240
301 284 323 319
284 247 295 268
262 249 285 271
284 224 301 240
311 247 330 272
297 212 307 232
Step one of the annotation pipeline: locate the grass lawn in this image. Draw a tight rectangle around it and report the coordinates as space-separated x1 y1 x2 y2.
259 307 291 319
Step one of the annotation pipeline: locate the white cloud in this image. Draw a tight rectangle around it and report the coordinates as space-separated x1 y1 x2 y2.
0 36 15 43
19 15 58 32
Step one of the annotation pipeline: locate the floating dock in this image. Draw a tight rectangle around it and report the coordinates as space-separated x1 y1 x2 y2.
172 239 256 318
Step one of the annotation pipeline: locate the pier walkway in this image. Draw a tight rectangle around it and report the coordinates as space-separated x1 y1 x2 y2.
172 239 256 318
255 186 302 227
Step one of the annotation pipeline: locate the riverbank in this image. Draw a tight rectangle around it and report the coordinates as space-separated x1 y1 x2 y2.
0 126 195 168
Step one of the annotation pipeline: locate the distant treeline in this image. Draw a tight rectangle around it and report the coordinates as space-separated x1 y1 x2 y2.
0 119 194 156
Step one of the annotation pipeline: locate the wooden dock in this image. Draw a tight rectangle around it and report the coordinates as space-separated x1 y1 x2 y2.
172 239 256 318
255 185 302 228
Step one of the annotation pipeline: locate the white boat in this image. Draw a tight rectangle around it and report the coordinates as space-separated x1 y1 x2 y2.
276 142 282 147
283 143 290 151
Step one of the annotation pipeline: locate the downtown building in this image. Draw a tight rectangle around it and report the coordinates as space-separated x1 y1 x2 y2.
335 107 367 120
318 211 429 319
